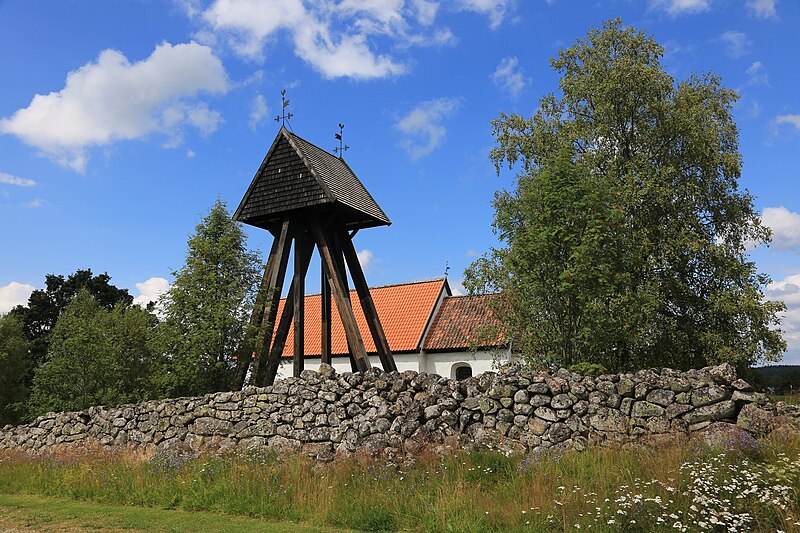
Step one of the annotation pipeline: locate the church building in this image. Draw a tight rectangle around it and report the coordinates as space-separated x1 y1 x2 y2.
273 277 511 381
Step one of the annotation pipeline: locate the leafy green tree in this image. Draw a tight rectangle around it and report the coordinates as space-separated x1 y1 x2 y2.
27 290 162 416
466 150 649 370
10 269 132 370
159 199 261 397
0 314 31 425
467 19 785 371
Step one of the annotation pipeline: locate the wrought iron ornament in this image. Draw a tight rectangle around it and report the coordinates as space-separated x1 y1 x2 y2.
334 123 349 158
274 89 294 127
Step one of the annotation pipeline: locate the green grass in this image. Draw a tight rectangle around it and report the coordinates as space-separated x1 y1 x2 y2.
769 392 800 405
1 432 799 532
0 493 346 532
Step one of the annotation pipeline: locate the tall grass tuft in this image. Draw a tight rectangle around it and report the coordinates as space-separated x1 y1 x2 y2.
1 433 799 532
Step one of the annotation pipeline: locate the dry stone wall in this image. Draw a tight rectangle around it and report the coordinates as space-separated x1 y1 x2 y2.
2 363 799 460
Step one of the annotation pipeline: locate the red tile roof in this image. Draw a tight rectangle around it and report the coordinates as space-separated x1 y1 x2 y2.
422 293 505 351
277 278 447 357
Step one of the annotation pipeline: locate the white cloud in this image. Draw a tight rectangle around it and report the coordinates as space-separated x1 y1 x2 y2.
0 282 35 314
466 249 479 257
200 0 407 79
133 277 171 308
0 42 228 172
0 172 35 187
650 0 710 16
456 0 514 29
762 206 800 252
396 97 460 160
292 26 406 79
746 61 768 85
765 273 800 365
449 278 466 296
747 0 777 19
23 198 46 209
775 114 800 130
720 30 751 57
491 56 528 97
249 94 268 130
412 0 439 25
357 249 375 273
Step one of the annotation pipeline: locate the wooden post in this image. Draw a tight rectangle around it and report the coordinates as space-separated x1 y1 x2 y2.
249 219 292 387
330 231 359 372
293 230 314 377
340 231 397 372
263 280 294 386
262 235 314 386
311 223 371 372
232 237 278 390
232 223 288 390
321 267 332 366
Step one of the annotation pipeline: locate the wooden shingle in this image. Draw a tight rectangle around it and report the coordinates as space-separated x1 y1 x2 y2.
234 127 390 232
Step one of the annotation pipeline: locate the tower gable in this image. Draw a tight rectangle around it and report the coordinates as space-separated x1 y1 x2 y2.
234 132 332 231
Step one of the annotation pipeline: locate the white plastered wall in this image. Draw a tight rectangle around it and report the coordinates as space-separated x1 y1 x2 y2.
274 349 512 381
274 353 422 381
420 348 512 379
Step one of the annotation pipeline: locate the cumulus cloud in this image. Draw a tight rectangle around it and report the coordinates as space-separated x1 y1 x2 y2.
396 97 460 160
0 42 228 172
720 30 751 57
650 0 710 16
200 0 408 79
491 56 528 97
455 0 515 29
0 282 35 314
357 249 375 273
195 0 467 78
762 206 800 252
747 0 777 19
0 172 35 187
249 94 268 130
765 273 800 364
133 277 172 308
412 0 439 25
775 114 800 130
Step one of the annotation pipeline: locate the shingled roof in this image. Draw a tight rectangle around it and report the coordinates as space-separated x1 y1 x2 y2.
422 293 506 352
277 278 449 357
234 127 390 233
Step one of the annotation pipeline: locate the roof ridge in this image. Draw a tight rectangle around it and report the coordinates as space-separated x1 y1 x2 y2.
443 292 499 299
278 277 446 301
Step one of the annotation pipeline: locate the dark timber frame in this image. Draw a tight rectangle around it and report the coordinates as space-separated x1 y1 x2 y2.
231 127 396 389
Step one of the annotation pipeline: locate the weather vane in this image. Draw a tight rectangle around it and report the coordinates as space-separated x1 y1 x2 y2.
444 261 450 278
334 123 349 158
274 89 293 127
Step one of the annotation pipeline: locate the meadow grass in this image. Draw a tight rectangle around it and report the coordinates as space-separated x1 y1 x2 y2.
1 432 799 532
769 393 800 406
0 493 339 532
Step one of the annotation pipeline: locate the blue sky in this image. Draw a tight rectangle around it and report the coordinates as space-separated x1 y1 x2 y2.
1 0 799 364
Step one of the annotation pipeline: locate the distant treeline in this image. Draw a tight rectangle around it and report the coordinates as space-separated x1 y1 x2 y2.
751 366 800 394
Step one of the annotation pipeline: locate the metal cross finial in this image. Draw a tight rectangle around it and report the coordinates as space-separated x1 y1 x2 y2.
274 89 294 127
333 123 349 158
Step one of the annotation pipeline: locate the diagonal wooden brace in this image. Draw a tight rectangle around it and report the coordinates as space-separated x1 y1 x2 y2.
249 219 292 387
311 222 371 372
340 230 397 372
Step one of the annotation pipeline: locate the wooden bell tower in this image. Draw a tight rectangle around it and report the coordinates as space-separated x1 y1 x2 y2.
231 126 397 389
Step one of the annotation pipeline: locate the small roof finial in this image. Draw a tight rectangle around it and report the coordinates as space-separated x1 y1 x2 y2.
274 89 294 128
333 123 349 158
444 261 450 278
